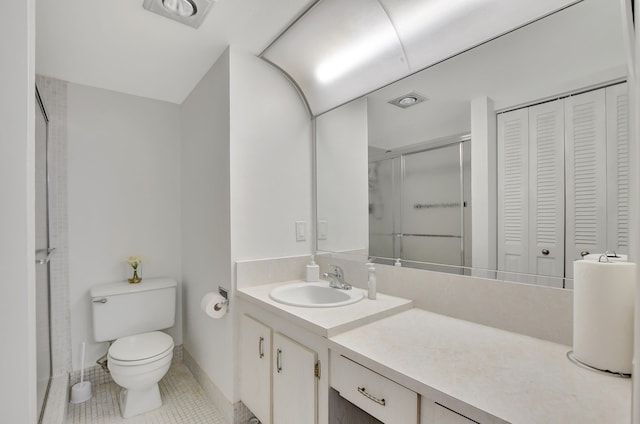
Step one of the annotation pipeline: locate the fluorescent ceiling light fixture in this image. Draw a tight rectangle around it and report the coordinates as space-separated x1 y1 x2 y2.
143 0 215 28
391 0 485 40
162 0 197 17
315 23 400 84
261 0 579 115
262 0 408 114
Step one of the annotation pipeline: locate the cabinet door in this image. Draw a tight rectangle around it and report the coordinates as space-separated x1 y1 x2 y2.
528 100 565 286
497 108 530 278
273 332 318 424
422 399 478 424
565 89 607 279
606 83 630 257
240 315 272 424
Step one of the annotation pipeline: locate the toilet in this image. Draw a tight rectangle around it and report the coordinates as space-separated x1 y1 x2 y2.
91 277 177 418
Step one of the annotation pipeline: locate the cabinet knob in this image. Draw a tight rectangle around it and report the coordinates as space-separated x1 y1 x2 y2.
541 249 550 256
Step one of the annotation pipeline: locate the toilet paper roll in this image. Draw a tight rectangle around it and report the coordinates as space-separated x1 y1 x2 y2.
573 260 635 374
200 292 228 319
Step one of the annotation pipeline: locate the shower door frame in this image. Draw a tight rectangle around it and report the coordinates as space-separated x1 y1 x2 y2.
35 85 53 423
369 133 470 268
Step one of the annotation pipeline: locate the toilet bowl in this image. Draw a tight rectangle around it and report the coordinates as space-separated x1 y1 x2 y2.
91 278 177 418
107 331 174 418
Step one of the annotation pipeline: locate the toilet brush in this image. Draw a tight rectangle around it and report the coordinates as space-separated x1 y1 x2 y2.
70 342 92 404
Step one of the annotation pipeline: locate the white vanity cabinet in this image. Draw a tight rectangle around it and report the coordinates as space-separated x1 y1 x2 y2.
330 351 419 423
239 315 272 424
330 350 483 424
421 399 478 424
273 332 318 423
240 314 319 424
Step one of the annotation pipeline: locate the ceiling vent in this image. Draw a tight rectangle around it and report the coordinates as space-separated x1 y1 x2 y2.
388 92 427 109
143 0 215 28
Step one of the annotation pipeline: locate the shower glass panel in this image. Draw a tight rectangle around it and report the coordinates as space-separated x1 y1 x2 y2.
35 88 52 421
369 158 396 259
369 138 469 268
402 144 463 265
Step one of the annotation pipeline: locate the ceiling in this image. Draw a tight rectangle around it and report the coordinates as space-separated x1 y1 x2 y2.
36 0 312 104
365 0 626 150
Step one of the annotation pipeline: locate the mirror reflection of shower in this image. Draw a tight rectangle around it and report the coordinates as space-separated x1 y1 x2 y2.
35 85 53 422
368 135 471 270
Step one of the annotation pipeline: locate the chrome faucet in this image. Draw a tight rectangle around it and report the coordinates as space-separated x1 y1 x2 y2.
322 265 352 290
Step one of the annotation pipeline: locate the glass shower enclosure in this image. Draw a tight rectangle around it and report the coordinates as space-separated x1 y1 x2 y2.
369 135 471 269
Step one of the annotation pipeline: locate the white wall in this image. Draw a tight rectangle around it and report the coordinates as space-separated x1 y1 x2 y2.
0 0 36 422
470 97 497 271
229 49 313 261
316 98 369 253
179 47 313 414
67 83 182 369
229 49 313 402
180 48 233 412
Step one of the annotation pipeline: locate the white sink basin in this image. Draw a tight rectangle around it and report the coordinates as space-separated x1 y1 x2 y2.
269 282 365 308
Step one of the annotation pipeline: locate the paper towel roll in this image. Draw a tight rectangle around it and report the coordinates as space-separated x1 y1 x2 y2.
200 292 228 319
582 253 628 262
573 260 635 374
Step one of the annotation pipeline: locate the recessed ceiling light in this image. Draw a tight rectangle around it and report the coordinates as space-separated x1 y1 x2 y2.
399 96 418 105
162 0 197 17
143 0 215 28
388 92 428 109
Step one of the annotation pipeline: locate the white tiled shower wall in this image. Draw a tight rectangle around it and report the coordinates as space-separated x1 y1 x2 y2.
36 75 72 376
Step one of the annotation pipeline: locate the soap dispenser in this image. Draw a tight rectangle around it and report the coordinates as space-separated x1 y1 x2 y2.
306 255 320 282
367 263 377 300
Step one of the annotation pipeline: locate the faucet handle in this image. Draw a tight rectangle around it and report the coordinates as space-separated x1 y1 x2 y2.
330 264 344 278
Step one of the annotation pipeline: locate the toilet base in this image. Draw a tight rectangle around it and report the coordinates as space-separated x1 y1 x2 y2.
118 383 162 418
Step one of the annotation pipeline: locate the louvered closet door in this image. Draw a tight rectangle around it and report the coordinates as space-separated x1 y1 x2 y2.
565 89 607 279
528 100 565 286
606 83 630 257
497 109 529 278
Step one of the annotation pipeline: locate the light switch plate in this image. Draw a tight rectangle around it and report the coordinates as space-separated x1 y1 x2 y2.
318 220 328 240
295 221 307 241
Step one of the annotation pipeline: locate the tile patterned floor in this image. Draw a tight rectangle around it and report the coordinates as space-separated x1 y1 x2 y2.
66 363 227 424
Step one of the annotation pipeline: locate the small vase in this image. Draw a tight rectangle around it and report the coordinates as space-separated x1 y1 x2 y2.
128 268 142 284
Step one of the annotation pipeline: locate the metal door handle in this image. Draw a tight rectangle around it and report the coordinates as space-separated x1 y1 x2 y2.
580 251 590 257
258 337 264 359
276 348 282 373
358 387 386 406
35 247 57 265
541 249 550 256
92 298 107 304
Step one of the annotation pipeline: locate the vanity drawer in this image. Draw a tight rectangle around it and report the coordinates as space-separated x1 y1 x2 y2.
330 351 418 424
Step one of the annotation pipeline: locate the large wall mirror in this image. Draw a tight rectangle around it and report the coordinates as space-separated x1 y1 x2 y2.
315 0 629 288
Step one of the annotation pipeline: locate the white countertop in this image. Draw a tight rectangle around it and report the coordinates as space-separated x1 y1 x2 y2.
329 308 632 424
236 280 413 338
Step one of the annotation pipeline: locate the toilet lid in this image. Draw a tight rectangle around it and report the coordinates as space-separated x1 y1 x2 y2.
109 331 174 362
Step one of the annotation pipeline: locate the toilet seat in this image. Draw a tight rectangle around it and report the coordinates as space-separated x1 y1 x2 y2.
108 331 174 366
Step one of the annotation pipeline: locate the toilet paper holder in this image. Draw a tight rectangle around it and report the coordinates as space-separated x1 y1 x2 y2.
218 286 229 307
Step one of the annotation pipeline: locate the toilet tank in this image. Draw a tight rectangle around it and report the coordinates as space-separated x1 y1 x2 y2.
91 277 177 342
